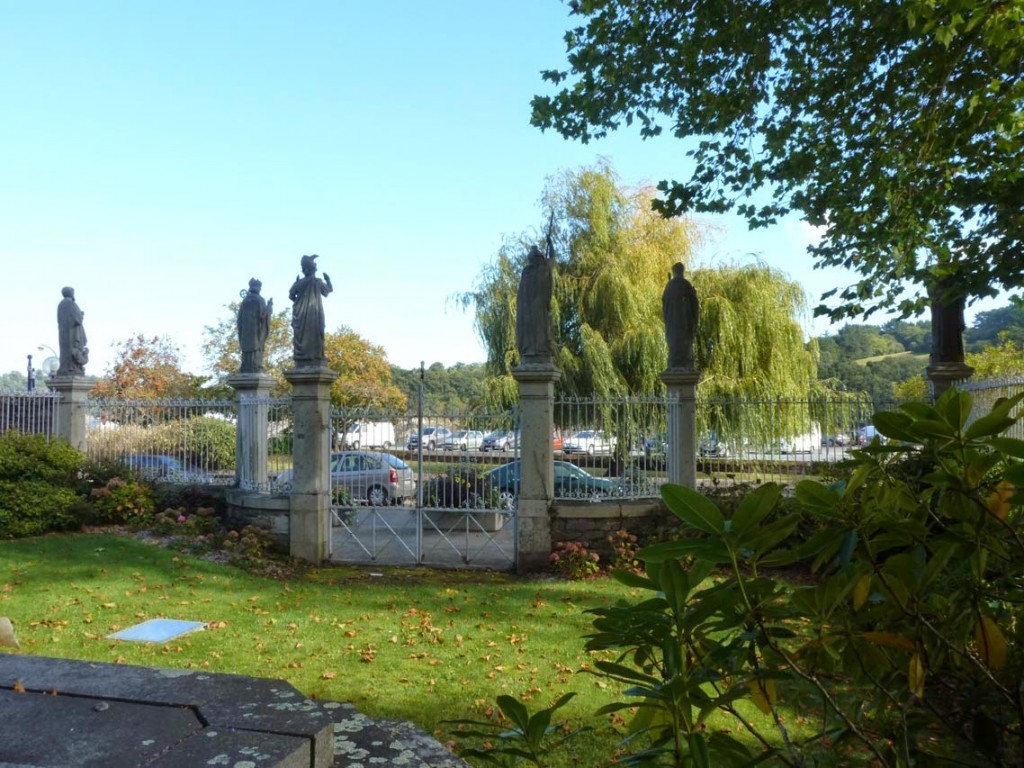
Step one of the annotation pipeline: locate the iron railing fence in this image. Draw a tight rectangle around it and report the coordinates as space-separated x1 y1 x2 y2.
0 393 59 438
555 392 878 493
324 405 520 512
960 377 1024 440
87 398 242 485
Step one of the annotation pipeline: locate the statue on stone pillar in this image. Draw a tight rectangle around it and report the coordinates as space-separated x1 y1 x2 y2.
662 263 699 370
929 282 966 366
515 244 555 364
56 286 89 376
237 278 273 374
289 255 333 368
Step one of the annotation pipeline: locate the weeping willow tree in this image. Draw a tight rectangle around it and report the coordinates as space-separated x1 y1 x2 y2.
464 162 700 408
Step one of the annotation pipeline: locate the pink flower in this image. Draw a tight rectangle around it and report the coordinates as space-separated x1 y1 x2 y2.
177 515 187 523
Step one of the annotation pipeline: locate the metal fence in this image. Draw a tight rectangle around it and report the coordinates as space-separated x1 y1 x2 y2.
0 393 59 438
325 404 519 568
86 398 241 485
554 392 879 493
961 377 1024 440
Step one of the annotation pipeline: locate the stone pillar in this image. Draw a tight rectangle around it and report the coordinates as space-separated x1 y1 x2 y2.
46 375 95 452
927 362 974 401
660 369 700 489
512 363 559 573
227 373 276 492
283 367 338 563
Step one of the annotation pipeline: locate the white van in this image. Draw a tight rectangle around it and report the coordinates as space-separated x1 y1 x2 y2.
342 421 396 451
780 424 822 454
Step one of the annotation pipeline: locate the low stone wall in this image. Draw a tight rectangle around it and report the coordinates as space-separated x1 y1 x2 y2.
550 498 668 559
225 489 290 551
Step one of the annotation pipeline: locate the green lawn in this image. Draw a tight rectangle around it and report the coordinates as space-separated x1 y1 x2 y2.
0 532 852 766
0 532 649 766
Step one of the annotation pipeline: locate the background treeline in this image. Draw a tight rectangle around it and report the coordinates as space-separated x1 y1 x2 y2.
815 304 1024 406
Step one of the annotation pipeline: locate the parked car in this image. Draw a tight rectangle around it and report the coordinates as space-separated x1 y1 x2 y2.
481 429 518 452
406 426 452 451
698 432 731 458
341 421 395 450
485 460 619 508
275 450 415 505
856 425 884 446
561 430 617 455
643 435 668 457
822 432 851 447
442 429 485 451
122 454 211 484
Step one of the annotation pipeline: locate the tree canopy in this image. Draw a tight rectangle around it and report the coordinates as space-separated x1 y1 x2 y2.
91 334 204 401
202 305 405 412
533 0 1024 322
466 163 820 404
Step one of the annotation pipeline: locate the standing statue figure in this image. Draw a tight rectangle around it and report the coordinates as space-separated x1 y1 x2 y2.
515 244 555 364
929 284 966 365
237 278 273 374
662 262 699 370
56 286 89 376
289 254 333 367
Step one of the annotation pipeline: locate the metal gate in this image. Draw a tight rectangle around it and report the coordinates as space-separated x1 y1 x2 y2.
326 404 519 570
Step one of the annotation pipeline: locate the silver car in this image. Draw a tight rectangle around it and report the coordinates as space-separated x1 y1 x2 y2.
275 451 415 506
442 430 485 451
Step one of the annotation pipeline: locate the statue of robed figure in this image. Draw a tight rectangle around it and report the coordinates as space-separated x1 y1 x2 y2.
237 278 273 373
515 221 556 365
289 254 333 367
662 262 699 370
56 286 89 376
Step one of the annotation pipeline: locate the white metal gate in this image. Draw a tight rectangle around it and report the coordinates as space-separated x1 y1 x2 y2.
326 404 518 570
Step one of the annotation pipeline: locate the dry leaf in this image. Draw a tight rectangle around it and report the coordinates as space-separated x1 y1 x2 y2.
852 574 871 611
908 653 925 698
975 615 1008 670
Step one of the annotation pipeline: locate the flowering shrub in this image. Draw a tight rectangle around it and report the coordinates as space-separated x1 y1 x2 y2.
149 505 218 537
88 477 156 526
607 529 643 575
550 540 601 580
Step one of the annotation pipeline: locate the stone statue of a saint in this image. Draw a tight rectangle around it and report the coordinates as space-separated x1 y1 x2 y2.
929 284 966 365
515 245 555 364
289 254 333 367
237 278 273 374
56 286 89 376
662 263 699 370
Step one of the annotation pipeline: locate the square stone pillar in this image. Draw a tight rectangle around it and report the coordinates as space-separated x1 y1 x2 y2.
512 363 559 573
660 369 700 489
46 375 95 452
927 362 974 401
283 367 338 563
227 373 277 492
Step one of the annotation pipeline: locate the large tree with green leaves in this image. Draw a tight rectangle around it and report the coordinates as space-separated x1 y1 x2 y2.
465 163 820 405
532 1 1024 326
203 306 405 412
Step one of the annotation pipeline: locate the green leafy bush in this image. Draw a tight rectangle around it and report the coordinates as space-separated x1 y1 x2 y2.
0 433 86 538
589 388 1024 766
0 431 84 484
550 540 601 580
0 480 81 538
87 478 157 526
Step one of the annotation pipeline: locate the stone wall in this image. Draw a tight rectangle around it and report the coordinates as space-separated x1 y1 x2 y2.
550 499 669 559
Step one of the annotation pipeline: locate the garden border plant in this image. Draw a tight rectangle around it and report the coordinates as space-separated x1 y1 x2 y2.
571 387 1024 766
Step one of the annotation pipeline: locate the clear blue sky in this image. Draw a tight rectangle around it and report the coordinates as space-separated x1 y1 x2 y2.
0 1 1010 379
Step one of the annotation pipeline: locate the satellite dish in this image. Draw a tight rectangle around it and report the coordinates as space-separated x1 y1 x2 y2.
42 357 59 376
